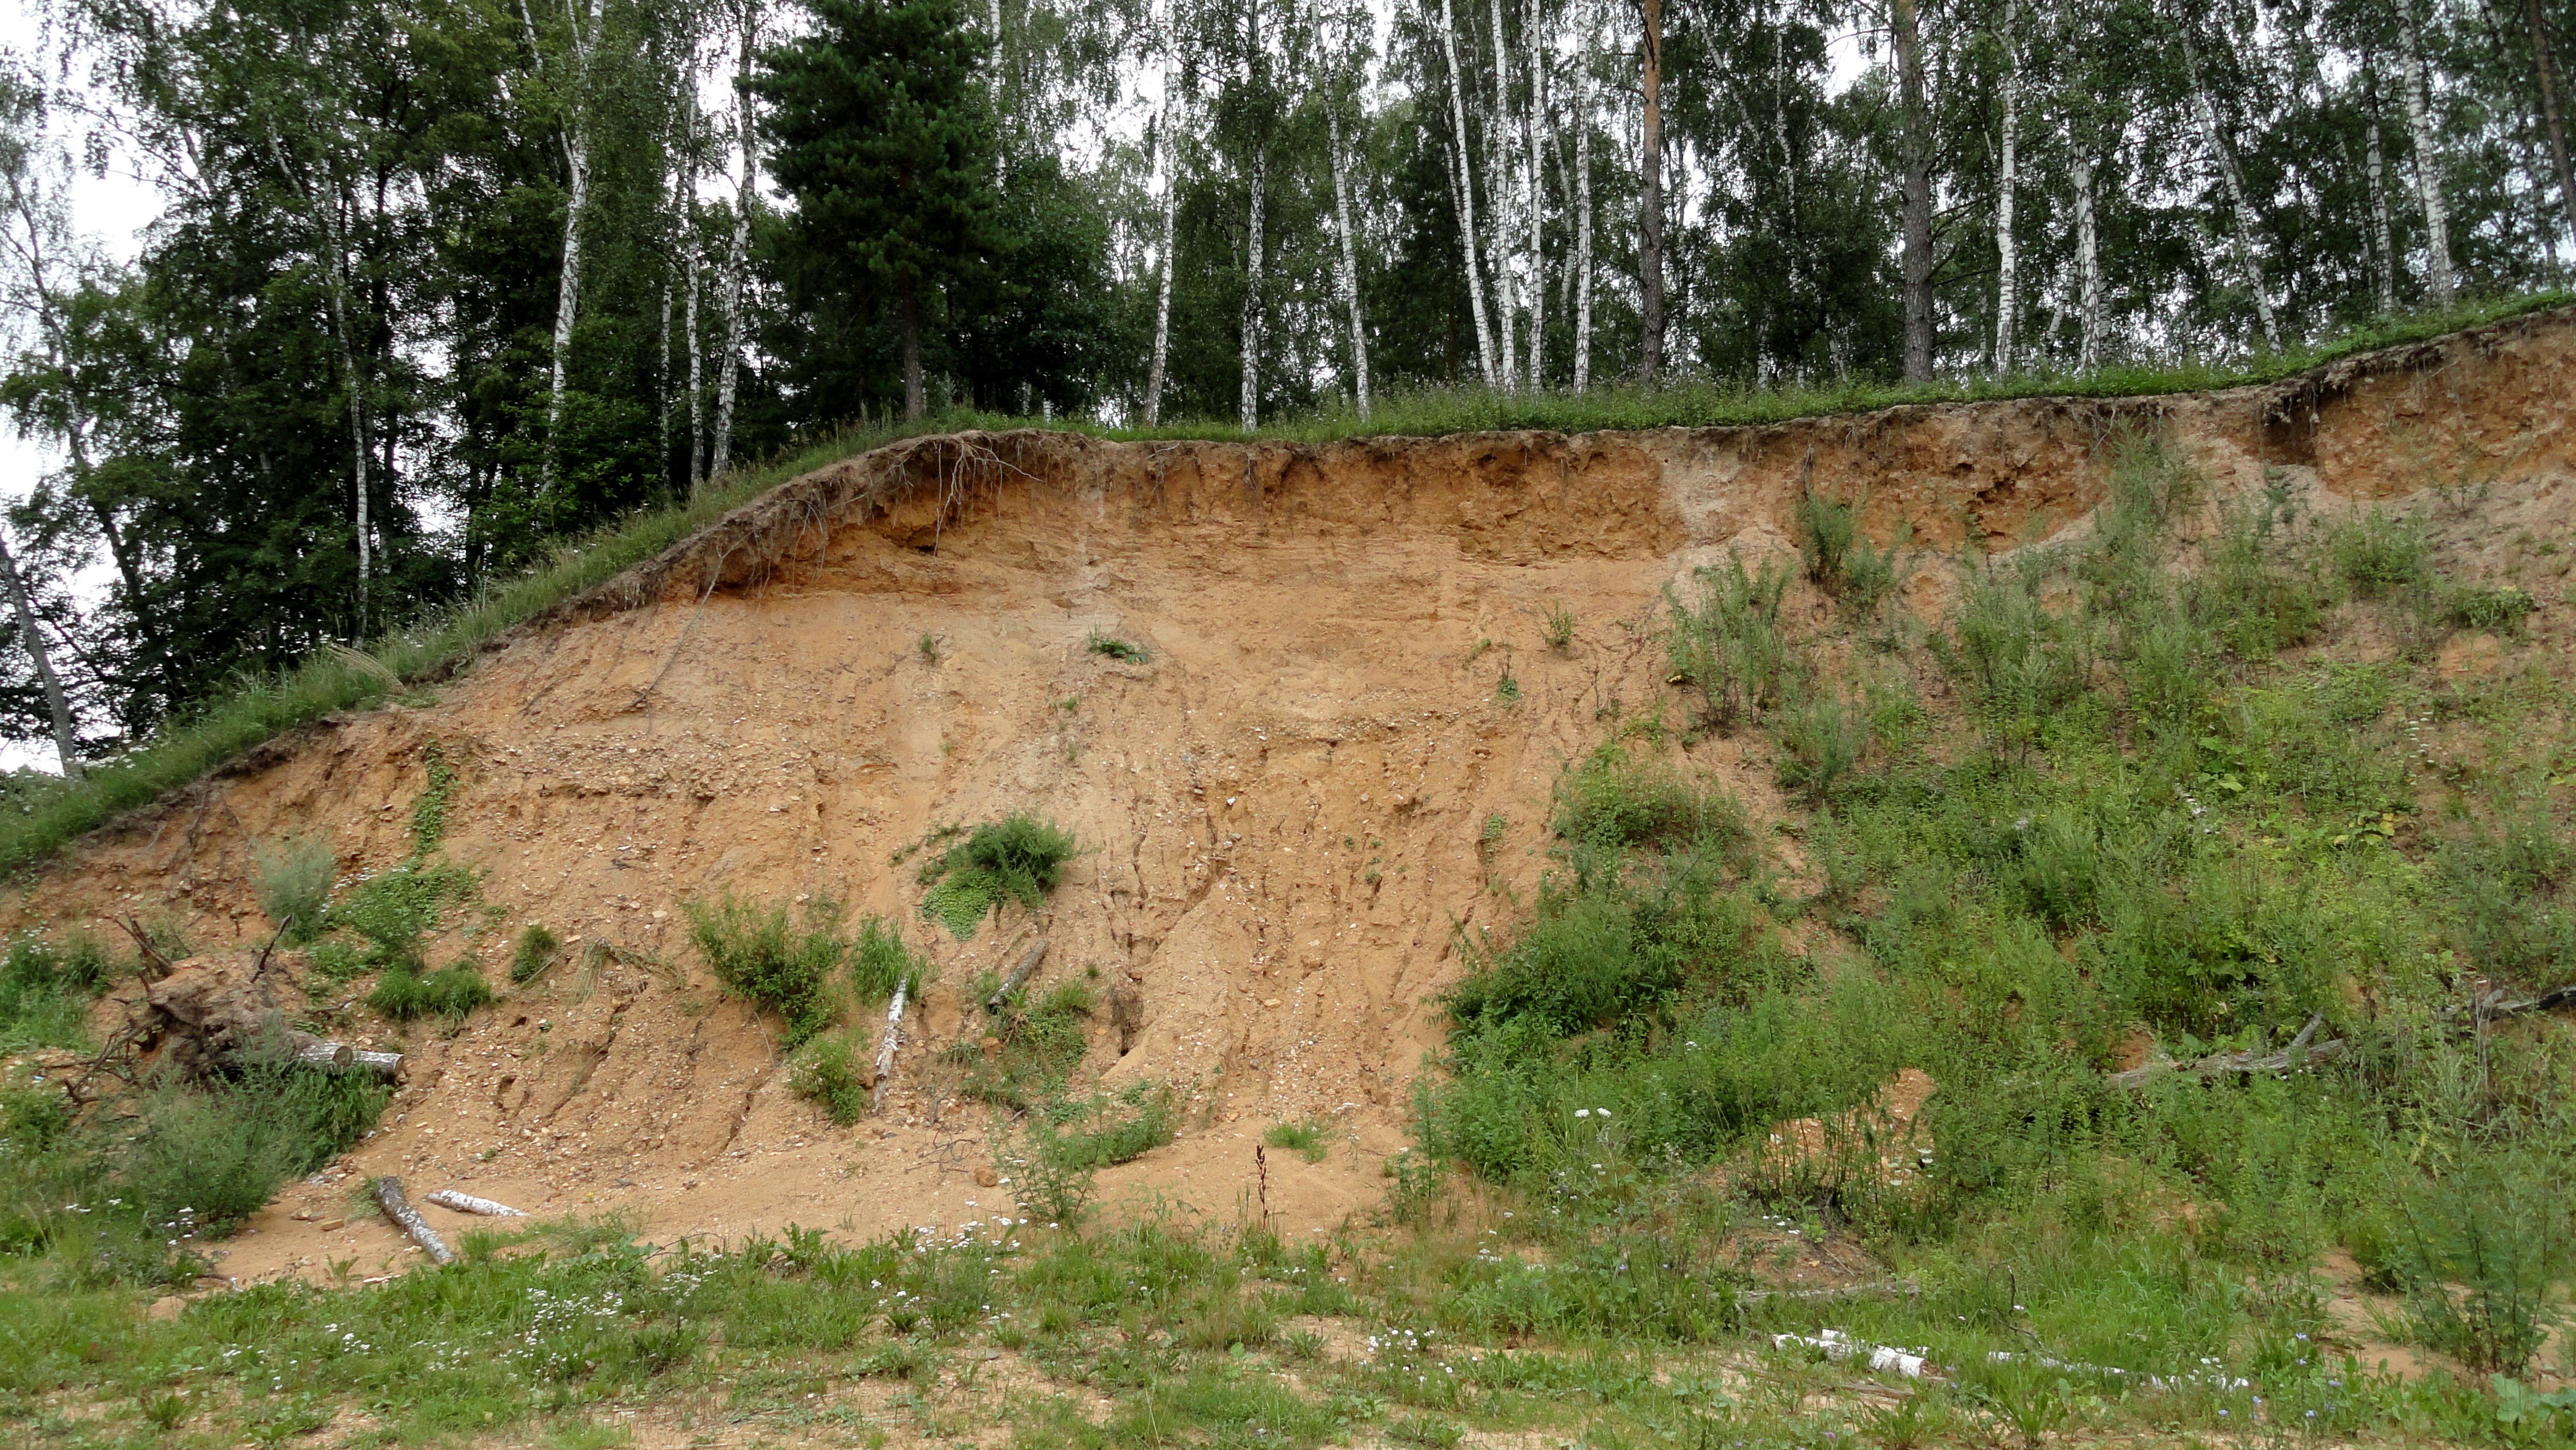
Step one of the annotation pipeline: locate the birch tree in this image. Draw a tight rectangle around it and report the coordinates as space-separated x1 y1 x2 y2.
709 0 760 482
1239 0 1268 429
2394 0 2457 306
1144 0 1183 425
1439 0 1502 385
2366 57 2402 312
1570 0 1594 392
1995 0 2021 374
1636 0 1666 381
2179 26 2282 351
525 0 609 482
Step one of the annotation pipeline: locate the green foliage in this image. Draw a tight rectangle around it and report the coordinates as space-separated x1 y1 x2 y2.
918 813 1078 939
1667 555 1792 730
1793 490 1901 614
1541 601 1576 651
1940 556 2093 757
2329 509 2433 600
1262 1119 1330 1163
331 861 479 969
1008 1082 1180 1224
849 916 926 1003
250 834 336 943
788 1031 872 1127
408 741 459 856
2392 1161 2571 1374
1772 689 1863 804
117 1048 392 1232
2444 584 2540 634
960 978 1097 1111
1085 630 1150 663
368 963 495 1023
510 924 563 985
0 931 111 1053
685 896 854 1049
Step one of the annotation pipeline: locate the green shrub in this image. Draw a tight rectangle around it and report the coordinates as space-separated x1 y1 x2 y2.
250 835 336 943
368 963 494 1022
1086 630 1150 663
332 861 479 968
685 894 852 1047
1553 745 1739 854
409 740 459 855
2192 499 2328 657
1667 555 1792 729
849 918 925 1003
918 814 1079 939
509 924 562 984
961 980 1097 1110
1795 490 1903 615
117 1047 392 1231
0 932 113 1053
788 1032 871 1126
1942 557 2093 757
1773 690 1862 804
1541 600 1576 651
2329 509 2432 599
2442 583 2539 634
1011 1082 1181 1223
2394 1161 2569 1374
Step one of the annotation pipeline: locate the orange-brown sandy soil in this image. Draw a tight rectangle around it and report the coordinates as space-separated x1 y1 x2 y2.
13 306 2576 1290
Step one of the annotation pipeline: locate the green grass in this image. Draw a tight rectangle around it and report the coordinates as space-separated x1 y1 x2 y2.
918 813 1079 940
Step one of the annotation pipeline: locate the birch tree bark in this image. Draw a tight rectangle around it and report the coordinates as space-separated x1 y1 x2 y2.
1994 0 2020 374
1327 103 1371 417
1145 4 1180 426
1440 0 1501 385
708 0 759 482
2395 0 2457 306
2531 0 2576 247
681 89 705 494
2366 59 2401 312
2181 31 2281 351
530 0 607 484
0 528 78 777
1515 0 1535 391
1571 8 1594 393
1240 0 1267 430
2072 151 2101 369
1485 0 1518 388
1636 0 1666 381
262 129 373 640
1890 0 1933 382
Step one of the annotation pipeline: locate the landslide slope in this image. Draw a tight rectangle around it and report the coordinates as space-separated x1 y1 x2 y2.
14 307 2575 1285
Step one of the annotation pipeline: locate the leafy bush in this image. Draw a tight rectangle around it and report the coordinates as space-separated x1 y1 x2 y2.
686 894 852 1047
250 835 336 943
1941 557 2093 757
1773 690 1863 804
788 1031 871 1126
117 1046 392 1231
332 862 479 968
0 932 113 1053
509 924 562 985
849 916 925 1003
2329 509 2432 599
1010 1083 1181 1223
1795 490 1903 615
1086 630 1150 663
1667 554 1792 729
961 980 1097 1110
1553 744 1740 855
918 814 1079 939
2442 583 2539 634
2394 1162 2570 1374
409 740 459 855
368 963 494 1022
2191 497 2329 657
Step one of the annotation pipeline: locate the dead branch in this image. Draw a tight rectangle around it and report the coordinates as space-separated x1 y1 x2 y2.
871 975 909 1116
372 1176 453 1264
117 917 175 983
423 1189 525 1217
2112 1013 2348 1089
985 937 1049 1014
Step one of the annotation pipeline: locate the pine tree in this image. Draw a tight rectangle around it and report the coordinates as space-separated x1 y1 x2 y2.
757 0 1005 419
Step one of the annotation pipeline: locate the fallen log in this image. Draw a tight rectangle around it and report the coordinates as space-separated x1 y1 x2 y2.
372 1176 453 1264
986 937 1050 1013
2111 1012 2347 1089
1739 1279 1919 1306
2440 984 2576 1024
294 1040 405 1080
871 975 909 1116
424 1189 525 1217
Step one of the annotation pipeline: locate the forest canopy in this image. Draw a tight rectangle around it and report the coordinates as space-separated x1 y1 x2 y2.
0 0 2569 766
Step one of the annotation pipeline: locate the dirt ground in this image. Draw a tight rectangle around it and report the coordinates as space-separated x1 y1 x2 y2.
14 306 2576 1290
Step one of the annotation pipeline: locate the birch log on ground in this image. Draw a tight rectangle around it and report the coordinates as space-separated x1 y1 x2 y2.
2111 1014 2346 1088
871 975 909 1115
293 1040 405 1080
986 937 1051 1013
425 1189 526 1217
373 1177 454 1264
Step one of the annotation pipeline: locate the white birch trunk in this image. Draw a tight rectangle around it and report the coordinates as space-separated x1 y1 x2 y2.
2366 74 2400 313
1441 0 1501 385
1572 11 1593 394
710 0 758 482
683 153 705 493
2395 5 2457 306
1485 0 1518 388
1994 0 2020 374
1145 13 1179 427
1328 103 1371 418
531 0 605 485
0 528 78 777
1240 0 1265 431
263 131 373 639
1515 0 1535 391
2182 35 2281 351
2073 152 2101 370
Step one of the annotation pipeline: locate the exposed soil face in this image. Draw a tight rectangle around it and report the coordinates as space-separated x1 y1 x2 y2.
16 308 2576 1287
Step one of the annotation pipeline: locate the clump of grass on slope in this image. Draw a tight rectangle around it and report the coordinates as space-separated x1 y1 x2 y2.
918 813 1078 938
686 895 856 1049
